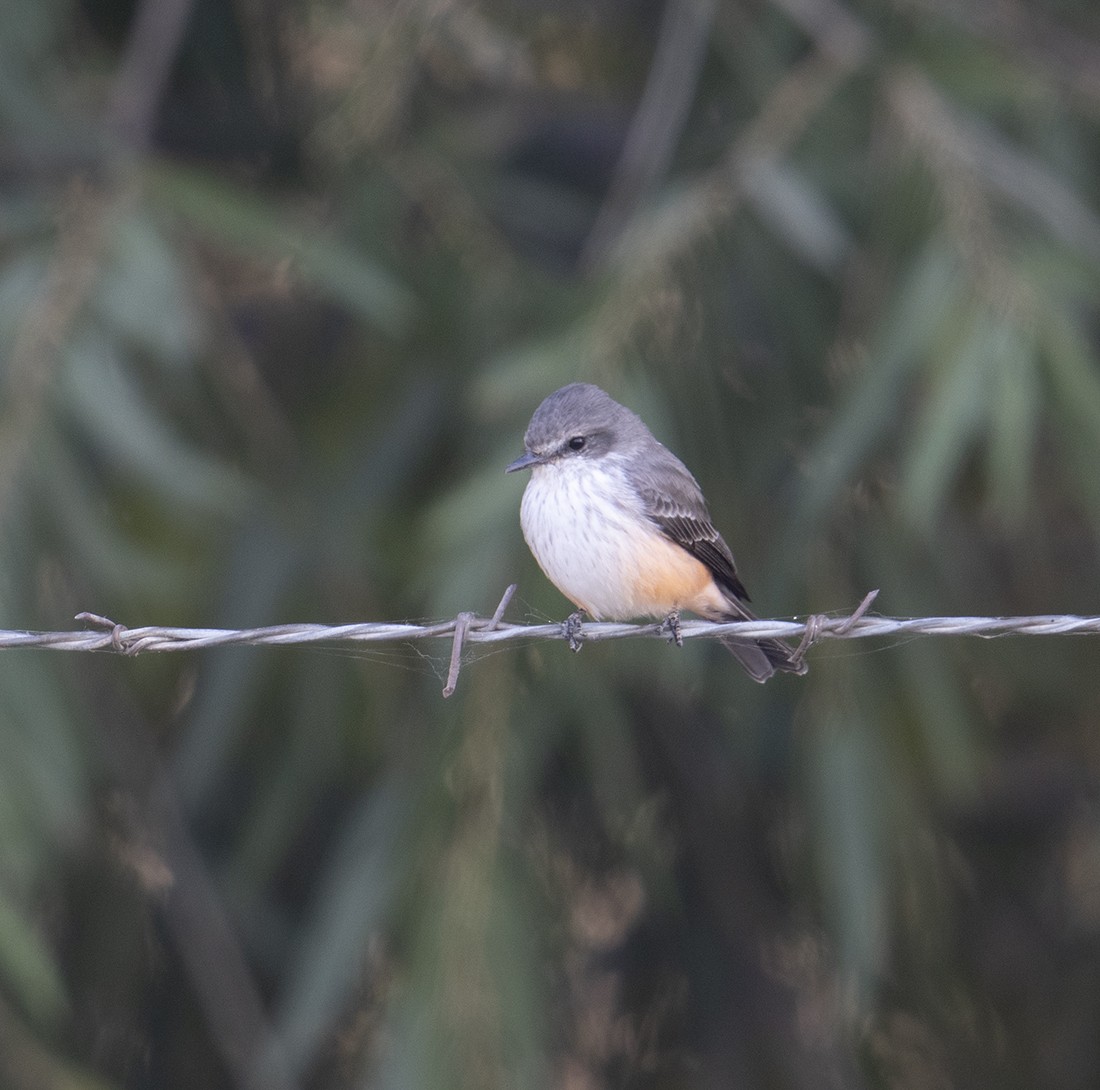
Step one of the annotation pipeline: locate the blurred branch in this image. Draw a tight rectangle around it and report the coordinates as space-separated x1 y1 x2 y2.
83 671 299 1090
146 764 298 1090
725 0 871 185
581 0 719 269
107 0 195 147
889 67 1100 267
0 183 111 520
598 0 871 282
899 0 1100 107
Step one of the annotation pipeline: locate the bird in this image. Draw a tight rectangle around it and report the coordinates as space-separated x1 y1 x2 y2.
506 382 806 682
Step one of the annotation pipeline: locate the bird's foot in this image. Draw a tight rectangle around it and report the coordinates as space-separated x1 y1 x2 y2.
563 610 586 653
662 609 684 648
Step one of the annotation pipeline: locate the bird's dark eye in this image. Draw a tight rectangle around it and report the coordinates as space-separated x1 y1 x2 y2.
568 436 586 451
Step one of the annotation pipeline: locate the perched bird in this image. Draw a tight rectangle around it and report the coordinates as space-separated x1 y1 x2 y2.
506 383 806 682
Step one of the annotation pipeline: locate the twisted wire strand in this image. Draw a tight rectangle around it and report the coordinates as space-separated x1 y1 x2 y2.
5 597 1100 654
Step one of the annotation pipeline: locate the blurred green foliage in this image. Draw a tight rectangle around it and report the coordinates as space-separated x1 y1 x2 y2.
2 0 1100 1086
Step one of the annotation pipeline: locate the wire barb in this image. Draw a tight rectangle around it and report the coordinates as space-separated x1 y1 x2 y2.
836 588 880 634
441 584 518 697
442 613 475 698
76 611 133 654
489 584 517 628
791 587 880 669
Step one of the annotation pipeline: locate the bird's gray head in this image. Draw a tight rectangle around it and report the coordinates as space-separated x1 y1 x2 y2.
505 383 651 473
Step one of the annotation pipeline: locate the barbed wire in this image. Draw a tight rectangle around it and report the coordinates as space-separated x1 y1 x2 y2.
3 588 1100 696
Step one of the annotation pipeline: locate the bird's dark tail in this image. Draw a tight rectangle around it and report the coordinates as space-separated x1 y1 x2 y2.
717 603 807 684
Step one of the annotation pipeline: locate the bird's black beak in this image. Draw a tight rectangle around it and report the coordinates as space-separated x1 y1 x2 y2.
505 450 542 473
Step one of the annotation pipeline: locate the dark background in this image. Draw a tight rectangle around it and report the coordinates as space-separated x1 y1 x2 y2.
2 0 1100 1086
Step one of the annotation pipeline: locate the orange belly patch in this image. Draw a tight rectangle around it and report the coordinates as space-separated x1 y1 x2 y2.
623 532 727 618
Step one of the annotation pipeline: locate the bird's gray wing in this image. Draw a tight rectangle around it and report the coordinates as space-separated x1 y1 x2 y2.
635 444 807 680
635 448 750 604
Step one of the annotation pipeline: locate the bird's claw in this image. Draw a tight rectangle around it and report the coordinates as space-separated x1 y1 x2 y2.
662 609 684 648
563 610 585 653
